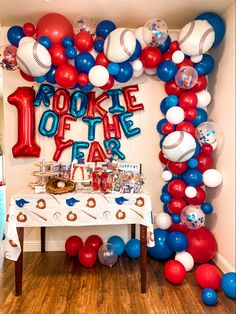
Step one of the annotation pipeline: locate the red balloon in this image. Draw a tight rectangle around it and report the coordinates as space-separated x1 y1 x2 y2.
169 41 180 52
167 160 188 174
55 64 78 88
176 122 195 137
196 264 221 290
77 73 89 86
52 88 70 115
164 260 186 284
87 141 107 162
185 108 197 120
53 135 73 161
122 85 144 112
179 92 198 110
159 151 168 165
196 152 213 173
177 58 193 69
190 76 208 92
168 223 189 234
162 51 173 61
101 75 114 90
95 52 109 67
140 47 162 68
168 198 187 214
49 44 67 66
201 143 213 155
65 236 83 256
57 114 76 139
7 87 41 158
85 235 103 252
162 122 175 135
74 31 94 52
78 245 97 268
23 23 36 36
20 69 35 82
168 179 187 198
185 186 206 205
186 227 218 263
36 13 74 45
103 114 121 140
165 80 185 96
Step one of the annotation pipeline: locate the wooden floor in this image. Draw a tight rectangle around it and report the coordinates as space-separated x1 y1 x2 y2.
0 252 235 314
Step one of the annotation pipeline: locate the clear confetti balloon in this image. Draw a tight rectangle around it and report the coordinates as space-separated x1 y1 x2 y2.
0 45 18 71
143 18 168 47
73 16 96 35
181 205 205 230
195 122 224 152
175 66 198 89
98 243 118 267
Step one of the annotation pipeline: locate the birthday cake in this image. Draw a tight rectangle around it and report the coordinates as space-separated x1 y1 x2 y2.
71 164 91 182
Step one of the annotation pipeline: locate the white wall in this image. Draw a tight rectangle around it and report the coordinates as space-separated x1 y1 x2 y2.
207 3 235 272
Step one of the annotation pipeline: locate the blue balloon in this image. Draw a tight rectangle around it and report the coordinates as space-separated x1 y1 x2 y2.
108 63 120 75
160 135 167 149
128 40 142 61
194 54 215 76
82 117 102 141
114 62 133 83
119 111 140 138
38 36 51 49
160 96 178 114
187 158 198 168
34 76 46 83
38 110 59 137
162 183 169 193
193 141 201 157
77 82 94 92
62 36 74 48
65 47 77 59
7 26 25 46
189 108 208 127
96 20 116 38
201 288 218 305
75 52 95 73
34 84 55 107
108 236 125 256
196 12 225 47
148 228 174 260
163 204 173 216
46 66 57 84
107 89 125 113
104 138 125 160
158 35 171 53
94 38 104 52
157 61 177 82
201 202 213 215
167 231 188 252
125 239 140 259
71 141 89 161
70 90 88 118
172 214 181 224
221 272 236 299
182 169 203 187
156 118 168 135
160 192 172 204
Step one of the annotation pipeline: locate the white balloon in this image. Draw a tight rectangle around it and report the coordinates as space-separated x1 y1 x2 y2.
16 41 51 77
203 169 223 187
135 26 151 48
132 60 143 72
166 106 185 124
133 68 144 78
175 251 194 271
154 212 172 230
144 67 157 75
196 90 211 108
172 50 185 64
191 55 203 63
161 170 172 181
104 28 136 63
88 65 109 87
185 186 197 198
162 131 196 162
18 36 36 46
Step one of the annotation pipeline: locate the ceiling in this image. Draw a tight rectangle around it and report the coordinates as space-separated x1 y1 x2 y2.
0 0 234 28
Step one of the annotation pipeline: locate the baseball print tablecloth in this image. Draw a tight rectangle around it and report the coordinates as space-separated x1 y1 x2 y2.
2 190 154 261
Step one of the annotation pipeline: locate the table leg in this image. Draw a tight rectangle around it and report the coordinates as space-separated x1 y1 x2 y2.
41 227 46 253
15 227 24 296
131 224 136 239
140 224 147 293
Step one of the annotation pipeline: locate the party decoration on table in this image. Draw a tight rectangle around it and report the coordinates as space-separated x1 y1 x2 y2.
31 211 47 221
65 235 83 257
85 235 103 252
113 172 144 193
196 264 222 290
66 197 80 207
15 199 29 208
46 177 76 194
163 260 186 285
221 272 236 299
98 243 118 267
86 197 96 208
135 197 145 207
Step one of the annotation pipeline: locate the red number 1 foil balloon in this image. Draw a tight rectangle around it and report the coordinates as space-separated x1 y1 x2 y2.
7 87 41 158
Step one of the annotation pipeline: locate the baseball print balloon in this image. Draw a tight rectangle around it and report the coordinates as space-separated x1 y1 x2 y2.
16 40 51 77
179 20 215 56
162 131 196 162
104 28 136 63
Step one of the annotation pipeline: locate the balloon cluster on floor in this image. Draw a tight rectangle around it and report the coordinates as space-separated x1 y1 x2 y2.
65 235 140 267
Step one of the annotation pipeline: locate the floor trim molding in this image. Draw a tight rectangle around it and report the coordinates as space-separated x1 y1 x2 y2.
213 252 235 273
